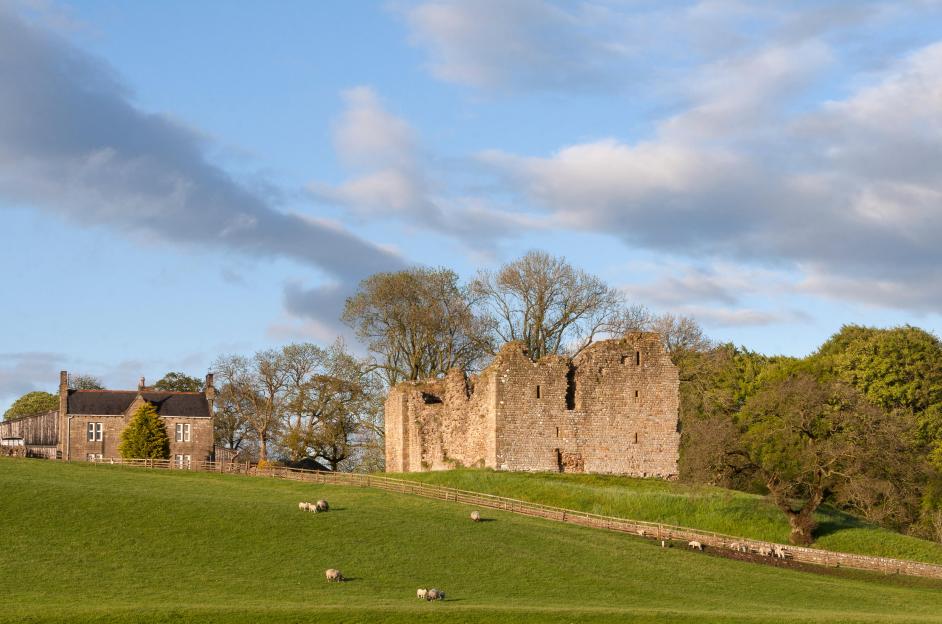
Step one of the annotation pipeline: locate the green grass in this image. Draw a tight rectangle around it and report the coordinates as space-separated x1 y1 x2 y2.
3 460 942 623
392 469 942 565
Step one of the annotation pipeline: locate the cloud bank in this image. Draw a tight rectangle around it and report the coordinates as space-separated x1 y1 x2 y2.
0 8 403 327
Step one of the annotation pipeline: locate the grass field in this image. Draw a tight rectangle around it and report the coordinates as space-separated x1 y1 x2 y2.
393 469 942 565
3 459 942 623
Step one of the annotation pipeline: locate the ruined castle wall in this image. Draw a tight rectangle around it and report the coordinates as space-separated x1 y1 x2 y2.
385 332 680 477
383 390 408 472
386 370 497 472
569 334 680 477
490 345 574 472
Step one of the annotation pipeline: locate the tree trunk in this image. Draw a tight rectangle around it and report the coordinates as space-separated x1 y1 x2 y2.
258 433 268 462
770 483 824 546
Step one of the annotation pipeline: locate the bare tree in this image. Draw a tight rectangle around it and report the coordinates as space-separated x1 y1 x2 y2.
70 374 105 390
649 313 712 359
213 382 252 452
471 251 625 360
213 350 288 462
278 340 379 470
343 267 491 385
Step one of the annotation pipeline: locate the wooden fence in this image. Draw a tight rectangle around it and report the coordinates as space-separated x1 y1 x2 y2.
87 457 942 580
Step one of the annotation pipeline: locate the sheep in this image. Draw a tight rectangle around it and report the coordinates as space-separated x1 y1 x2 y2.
298 502 307 511
325 568 344 582
687 540 703 551
773 545 788 559
470 511 481 522
757 546 772 557
315 499 330 513
637 529 646 537
426 588 445 601
729 542 740 552
416 588 428 600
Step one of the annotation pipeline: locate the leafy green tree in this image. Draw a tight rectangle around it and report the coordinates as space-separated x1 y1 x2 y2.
818 324 942 418
739 365 888 545
154 372 203 392
118 402 170 459
3 391 58 420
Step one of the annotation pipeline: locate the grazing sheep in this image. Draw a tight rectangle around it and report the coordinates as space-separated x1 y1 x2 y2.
637 529 646 537
757 546 772 557
315 499 329 513
298 502 307 511
729 542 740 551
773 545 787 559
417 588 428 600
470 511 481 522
426 588 445 601
687 540 703 551
325 568 344 582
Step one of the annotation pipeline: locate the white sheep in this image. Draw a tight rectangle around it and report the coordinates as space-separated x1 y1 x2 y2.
687 540 703 551
315 499 329 513
757 546 772 557
773 545 787 559
417 588 428 600
298 501 307 511
426 588 445 601
325 568 344 582
637 529 646 537
470 511 481 522
729 542 740 551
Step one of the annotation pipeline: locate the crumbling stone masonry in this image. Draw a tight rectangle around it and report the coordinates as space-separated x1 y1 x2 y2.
385 332 680 477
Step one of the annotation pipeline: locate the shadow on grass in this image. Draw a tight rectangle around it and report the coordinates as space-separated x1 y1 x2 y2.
814 506 870 539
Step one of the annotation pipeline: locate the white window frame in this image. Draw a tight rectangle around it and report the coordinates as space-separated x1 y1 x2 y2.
175 454 192 468
87 422 103 442
86 453 102 462
175 423 191 443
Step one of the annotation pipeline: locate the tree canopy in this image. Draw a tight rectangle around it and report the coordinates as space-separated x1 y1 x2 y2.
154 372 203 392
3 391 58 420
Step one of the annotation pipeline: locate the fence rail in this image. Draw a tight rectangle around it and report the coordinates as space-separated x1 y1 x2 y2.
85 457 942 580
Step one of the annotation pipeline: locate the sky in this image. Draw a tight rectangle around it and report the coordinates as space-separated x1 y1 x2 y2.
1 0 941 407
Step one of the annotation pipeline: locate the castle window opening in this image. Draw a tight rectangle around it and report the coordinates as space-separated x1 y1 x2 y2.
620 355 628 365
556 426 559 438
634 432 639 444
565 366 576 410
536 385 541 399
636 351 641 365
634 390 639 398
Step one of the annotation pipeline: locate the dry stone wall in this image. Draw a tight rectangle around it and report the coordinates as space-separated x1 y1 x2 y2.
386 332 680 477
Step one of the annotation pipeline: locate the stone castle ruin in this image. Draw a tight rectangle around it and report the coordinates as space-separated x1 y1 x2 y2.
385 332 680 477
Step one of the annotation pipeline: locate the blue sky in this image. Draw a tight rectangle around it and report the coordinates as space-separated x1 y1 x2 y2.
2 0 941 407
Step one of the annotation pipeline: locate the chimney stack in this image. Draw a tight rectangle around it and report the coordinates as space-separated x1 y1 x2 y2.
205 372 215 412
138 376 146 391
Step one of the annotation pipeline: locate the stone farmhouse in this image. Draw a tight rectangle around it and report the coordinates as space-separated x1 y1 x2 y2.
0 372 215 465
385 332 680 477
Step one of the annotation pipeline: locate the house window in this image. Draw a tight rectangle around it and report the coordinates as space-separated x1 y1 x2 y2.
175 423 191 442
86 453 102 462
175 454 191 468
86 422 103 442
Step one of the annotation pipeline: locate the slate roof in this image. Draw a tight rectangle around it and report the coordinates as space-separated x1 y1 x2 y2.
67 390 210 417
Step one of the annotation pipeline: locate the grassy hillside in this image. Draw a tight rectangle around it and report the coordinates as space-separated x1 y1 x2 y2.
3 460 942 623
392 469 942 565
